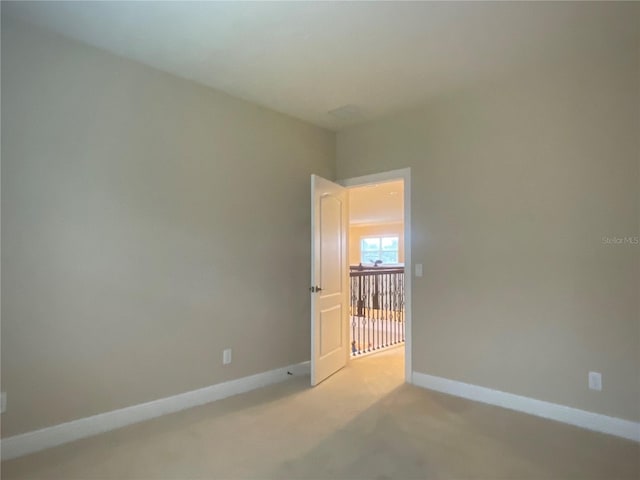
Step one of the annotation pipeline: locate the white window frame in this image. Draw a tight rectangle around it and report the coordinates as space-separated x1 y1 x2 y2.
360 235 400 264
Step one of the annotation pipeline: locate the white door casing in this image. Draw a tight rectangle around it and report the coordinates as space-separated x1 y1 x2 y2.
338 167 412 383
310 175 349 386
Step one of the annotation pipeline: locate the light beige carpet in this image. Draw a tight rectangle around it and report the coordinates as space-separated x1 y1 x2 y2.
2 347 638 479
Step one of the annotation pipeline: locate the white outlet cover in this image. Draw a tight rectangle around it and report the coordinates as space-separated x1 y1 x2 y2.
415 264 423 277
223 348 232 365
588 371 602 391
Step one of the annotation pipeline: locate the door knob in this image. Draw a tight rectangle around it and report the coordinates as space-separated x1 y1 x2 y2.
310 286 323 293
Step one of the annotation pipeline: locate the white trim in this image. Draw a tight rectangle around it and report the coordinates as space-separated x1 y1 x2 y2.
413 372 640 442
339 167 412 383
1 361 310 461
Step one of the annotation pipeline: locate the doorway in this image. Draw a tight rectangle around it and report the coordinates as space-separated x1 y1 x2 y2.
347 180 405 359
340 168 412 383
310 169 412 386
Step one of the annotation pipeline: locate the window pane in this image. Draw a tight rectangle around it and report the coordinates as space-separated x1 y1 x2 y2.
361 252 380 264
361 238 380 251
380 251 399 263
381 237 399 250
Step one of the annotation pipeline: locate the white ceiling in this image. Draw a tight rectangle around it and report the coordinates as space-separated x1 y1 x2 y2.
349 181 403 226
4 2 637 131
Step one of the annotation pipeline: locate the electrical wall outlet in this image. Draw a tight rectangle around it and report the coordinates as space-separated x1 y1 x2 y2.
223 348 232 365
588 371 602 391
1 392 6 414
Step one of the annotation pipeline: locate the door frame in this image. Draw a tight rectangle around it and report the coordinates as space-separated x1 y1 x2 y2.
338 167 412 384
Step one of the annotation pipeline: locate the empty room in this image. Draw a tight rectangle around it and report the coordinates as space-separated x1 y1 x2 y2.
1 1 639 479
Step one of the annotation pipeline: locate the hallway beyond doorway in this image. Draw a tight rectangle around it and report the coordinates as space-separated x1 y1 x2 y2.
347 179 406 359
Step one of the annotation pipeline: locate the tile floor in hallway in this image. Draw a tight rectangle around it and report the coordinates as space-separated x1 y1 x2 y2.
2 347 639 479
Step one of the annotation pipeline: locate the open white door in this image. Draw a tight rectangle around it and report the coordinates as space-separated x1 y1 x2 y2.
310 174 349 386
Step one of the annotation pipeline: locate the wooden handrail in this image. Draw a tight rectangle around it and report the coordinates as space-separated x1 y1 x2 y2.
349 267 404 277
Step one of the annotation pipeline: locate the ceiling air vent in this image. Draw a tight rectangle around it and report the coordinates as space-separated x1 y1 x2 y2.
328 105 364 121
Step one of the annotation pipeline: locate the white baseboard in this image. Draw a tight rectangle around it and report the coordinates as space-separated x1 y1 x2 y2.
412 372 640 442
1 361 311 461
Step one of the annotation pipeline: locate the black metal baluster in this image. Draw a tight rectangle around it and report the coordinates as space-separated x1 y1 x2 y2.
377 272 382 350
388 273 393 346
370 274 375 351
376 273 380 349
351 275 356 356
381 273 389 347
394 272 398 345
379 272 383 349
369 273 380 350
371 274 375 351
360 273 365 354
348 266 405 355
400 272 405 342
355 272 361 355
363 273 368 353
394 273 398 345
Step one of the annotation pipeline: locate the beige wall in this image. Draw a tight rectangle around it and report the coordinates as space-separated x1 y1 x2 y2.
349 223 404 265
1 18 335 437
337 12 640 421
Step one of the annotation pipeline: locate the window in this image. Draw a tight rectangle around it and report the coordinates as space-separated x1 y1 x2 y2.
360 236 399 264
